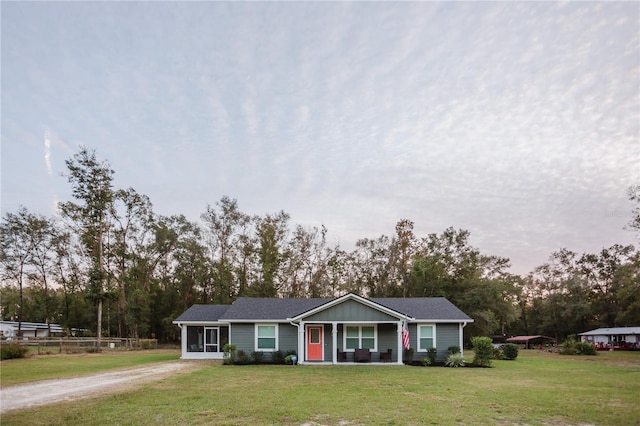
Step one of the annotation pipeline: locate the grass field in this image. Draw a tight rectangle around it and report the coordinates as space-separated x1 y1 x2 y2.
0 349 180 387
1 349 639 425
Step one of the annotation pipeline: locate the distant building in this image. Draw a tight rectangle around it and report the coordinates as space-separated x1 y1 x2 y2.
0 321 65 339
578 326 640 350
506 335 555 349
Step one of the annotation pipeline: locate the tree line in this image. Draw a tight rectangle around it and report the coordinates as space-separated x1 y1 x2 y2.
1 148 638 343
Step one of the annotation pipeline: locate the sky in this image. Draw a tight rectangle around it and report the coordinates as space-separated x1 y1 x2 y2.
1 1 638 276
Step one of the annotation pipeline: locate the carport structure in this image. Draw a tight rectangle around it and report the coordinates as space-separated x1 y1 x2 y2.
506 335 555 349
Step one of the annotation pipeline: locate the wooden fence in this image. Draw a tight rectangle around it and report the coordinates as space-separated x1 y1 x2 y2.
0 337 158 354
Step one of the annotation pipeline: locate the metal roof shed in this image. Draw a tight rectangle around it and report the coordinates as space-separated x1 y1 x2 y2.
506 335 555 349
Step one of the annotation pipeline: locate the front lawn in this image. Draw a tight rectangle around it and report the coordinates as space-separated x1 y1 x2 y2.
0 349 180 387
2 350 639 425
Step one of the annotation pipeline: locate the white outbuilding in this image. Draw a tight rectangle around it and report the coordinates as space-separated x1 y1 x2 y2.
0 321 65 339
578 326 640 350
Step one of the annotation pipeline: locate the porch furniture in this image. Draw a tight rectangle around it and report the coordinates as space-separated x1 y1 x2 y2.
379 348 392 362
354 348 371 362
337 348 347 362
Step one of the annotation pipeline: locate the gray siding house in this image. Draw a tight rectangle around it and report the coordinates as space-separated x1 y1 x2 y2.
173 293 473 364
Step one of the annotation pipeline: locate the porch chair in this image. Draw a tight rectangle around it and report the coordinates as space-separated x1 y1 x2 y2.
337 348 347 362
354 348 371 362
379 348 392 362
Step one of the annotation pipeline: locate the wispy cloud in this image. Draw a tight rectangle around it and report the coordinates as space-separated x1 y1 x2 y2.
44 129 52 174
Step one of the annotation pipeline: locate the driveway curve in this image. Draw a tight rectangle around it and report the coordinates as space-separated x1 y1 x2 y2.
0 361 198 413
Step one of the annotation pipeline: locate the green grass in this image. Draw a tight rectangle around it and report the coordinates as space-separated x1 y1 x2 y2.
0 349 180 387
2 350 639 425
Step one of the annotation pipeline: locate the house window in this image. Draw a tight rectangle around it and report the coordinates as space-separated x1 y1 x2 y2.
205 327 218 352
309 327 321 344
344 325 377 351
187 326 229 352
362 326 375 349
187 326 204 352
346 326 359 350
418 324 436 351
256 324 278 351
205 327 229 352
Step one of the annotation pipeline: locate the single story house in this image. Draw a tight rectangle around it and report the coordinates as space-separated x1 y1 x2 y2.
0 321 65 339
578 327 640 350
173 293 473 364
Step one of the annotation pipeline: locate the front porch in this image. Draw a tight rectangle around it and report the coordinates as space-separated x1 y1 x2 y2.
287 294 413 365
295 321 407 365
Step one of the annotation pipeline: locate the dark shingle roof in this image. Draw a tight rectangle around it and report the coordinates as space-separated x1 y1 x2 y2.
371 297 472 321
220 297 333 320
174 295 472 323
174 304 230 322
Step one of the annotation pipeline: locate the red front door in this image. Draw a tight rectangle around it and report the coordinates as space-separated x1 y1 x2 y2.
306 326 323 361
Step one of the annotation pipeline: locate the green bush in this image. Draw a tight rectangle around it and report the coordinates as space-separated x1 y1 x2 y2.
503 343 519 360
561 338 576 355
445 353 465 367
235 350 250 365
223 344 236 365
492 347 504 360
0 343 29 360
426 347 437 364
403 348 414 364
471 336 493 367
575 342 597 356
272 350 284 364
284 349 297 363
421 356 432 366
251 351 264 364
284 353 298 365
448 345 461 355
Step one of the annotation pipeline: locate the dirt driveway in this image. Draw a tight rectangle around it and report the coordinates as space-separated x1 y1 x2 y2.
0 361 199 413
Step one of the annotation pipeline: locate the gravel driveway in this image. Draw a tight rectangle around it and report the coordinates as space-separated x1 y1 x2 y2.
0 361 197 413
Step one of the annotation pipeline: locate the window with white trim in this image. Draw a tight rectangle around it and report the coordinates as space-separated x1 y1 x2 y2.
344 325 377 351
255 324 278 351
186 326 204 352
418 324 436 351
205 327 219 352
186 326 229 353
309 327 321 344
204 326 229 352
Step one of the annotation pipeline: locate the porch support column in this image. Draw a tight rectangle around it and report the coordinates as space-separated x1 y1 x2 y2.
298 321 305 365
396 321 403 365
180 324 187 359
331 322 338 364
459 321 468 358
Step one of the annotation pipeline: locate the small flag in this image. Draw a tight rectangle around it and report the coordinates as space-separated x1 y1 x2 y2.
402 320 410 350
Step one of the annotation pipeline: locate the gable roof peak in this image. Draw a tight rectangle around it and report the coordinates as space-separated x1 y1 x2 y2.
288 292 413 321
